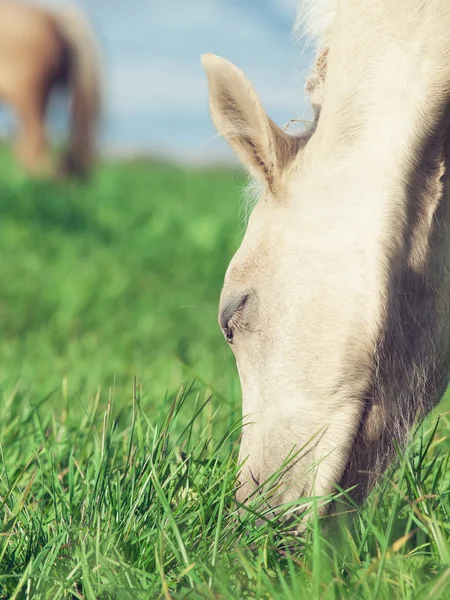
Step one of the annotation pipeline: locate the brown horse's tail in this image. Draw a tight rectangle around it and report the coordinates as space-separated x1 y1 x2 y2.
50 4 102 178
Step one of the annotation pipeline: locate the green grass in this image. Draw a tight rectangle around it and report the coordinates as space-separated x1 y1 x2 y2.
0 148 449 598
0 151 243 404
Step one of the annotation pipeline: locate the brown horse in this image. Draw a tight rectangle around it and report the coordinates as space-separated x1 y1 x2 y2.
0 1 101 178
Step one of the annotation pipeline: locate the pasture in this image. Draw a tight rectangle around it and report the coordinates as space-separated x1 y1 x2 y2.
0 147 449 598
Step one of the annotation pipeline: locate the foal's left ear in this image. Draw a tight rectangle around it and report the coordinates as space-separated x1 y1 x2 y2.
201 53 302 192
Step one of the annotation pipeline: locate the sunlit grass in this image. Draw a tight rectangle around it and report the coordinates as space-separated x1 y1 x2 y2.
0 380 449 598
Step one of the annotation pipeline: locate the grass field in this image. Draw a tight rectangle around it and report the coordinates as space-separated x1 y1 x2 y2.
0 148 449 599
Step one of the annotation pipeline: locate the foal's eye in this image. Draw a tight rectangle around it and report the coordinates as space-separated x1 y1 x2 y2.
224 324 234 344
224 311 242 344
220 294 250 345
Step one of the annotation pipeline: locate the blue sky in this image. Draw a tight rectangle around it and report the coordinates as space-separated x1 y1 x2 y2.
1 0 315 163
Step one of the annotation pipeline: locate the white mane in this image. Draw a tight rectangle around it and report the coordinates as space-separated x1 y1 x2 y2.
295 0 336 50
294 0 337 118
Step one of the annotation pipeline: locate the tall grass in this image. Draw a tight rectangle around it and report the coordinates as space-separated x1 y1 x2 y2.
0 378 449 598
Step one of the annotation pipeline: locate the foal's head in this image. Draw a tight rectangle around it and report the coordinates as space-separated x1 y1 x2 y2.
202 40 450 518
202 53 360 512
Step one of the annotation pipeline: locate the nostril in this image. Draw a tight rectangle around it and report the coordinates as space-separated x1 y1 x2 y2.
248 466 260 487
236 465 260 505
236 478 258 505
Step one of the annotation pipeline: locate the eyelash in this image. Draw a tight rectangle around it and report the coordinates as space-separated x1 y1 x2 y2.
224 308 244 344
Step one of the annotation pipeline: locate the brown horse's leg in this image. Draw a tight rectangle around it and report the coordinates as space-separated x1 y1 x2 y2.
13 85 53 176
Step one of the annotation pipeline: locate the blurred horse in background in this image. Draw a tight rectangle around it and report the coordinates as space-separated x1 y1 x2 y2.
0 1 101 178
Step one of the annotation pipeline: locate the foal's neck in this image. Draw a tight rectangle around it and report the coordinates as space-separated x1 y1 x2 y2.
314 0 450 171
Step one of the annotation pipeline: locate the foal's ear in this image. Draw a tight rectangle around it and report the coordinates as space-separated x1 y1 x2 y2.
201 53 301 192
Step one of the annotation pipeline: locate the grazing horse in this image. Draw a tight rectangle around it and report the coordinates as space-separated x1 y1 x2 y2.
0 1 101 177
202 0 450 519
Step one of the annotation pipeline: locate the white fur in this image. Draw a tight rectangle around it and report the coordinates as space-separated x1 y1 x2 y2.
295 0 336 50
202 0 450 522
